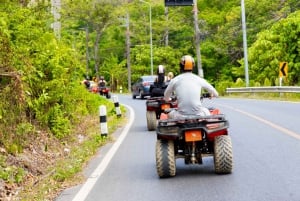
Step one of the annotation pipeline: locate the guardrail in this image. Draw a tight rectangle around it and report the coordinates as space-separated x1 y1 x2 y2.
226 86 300 94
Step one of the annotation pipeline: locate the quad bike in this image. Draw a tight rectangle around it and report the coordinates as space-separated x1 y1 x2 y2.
98 86 111 99
145 97 177 131
155 97 233 178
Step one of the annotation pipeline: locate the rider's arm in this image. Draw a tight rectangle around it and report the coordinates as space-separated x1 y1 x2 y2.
200 79 219 98
164 79 174 101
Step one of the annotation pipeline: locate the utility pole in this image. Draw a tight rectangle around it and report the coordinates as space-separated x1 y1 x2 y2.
51 0 61 40
193 0 203 78
85 26 90 79
149 2 153 75
165 7 169 46
125 13 131 92
140 0 153 75
241 0 249 87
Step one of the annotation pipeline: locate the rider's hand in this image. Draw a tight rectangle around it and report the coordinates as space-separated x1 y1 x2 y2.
171 96 177 101
210 93 218 99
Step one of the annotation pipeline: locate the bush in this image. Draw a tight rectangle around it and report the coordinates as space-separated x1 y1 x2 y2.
216 80 233 96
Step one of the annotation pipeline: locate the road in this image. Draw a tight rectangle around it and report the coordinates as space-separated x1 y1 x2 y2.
56 95 300 201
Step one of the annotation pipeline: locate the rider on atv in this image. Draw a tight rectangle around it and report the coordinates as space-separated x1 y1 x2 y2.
149 65 168 97
97 76 111 99
164 55 219 119
98 76 107 88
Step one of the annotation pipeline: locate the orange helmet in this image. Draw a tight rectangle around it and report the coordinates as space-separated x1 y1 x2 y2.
180 55 194 71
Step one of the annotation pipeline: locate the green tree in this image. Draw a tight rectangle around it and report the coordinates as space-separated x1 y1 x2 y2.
246 11 300 85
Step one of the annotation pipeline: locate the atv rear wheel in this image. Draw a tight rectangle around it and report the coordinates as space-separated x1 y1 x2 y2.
146 111 157 131
214 135 233 174
155 139 176 178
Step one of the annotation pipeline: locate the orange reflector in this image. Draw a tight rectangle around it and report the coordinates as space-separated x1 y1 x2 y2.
161 103 170 110
160 113 168 120
185 130 202 142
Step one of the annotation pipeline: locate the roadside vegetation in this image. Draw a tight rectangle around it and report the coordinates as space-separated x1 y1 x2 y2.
0 0 299 200
226 93 300 102
0 1 126 200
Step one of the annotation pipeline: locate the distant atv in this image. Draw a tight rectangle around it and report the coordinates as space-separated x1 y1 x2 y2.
145 97 177 131
155 98 233 178
98 86 111 99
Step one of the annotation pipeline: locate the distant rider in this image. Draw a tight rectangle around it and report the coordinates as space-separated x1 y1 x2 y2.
165 71 174 86
82 77 90 89
150 65 167 97
164 55 219 118
98 76 107 88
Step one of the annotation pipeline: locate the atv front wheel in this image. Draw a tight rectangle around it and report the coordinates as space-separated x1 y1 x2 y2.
146 111 157 131
155 139 176 178
214 135 233 174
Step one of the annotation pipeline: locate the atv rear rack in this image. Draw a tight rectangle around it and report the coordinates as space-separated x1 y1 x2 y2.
157 114 229 141
157 114 227 126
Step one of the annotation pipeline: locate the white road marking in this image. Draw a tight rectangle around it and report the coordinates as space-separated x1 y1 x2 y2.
220 104 300 140
72 104 134 201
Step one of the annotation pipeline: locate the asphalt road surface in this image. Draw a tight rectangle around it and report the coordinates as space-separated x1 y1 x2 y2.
56 95 300 201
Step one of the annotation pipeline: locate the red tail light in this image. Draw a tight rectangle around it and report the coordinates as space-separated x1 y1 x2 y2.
207 130 228 141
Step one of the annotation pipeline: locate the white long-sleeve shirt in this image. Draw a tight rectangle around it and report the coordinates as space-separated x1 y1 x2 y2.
164 72 219 115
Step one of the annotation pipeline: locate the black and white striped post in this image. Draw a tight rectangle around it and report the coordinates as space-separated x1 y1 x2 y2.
112 95 122 117
99 105 108 137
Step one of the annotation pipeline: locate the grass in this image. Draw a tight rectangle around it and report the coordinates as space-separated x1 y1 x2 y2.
15 105 127 201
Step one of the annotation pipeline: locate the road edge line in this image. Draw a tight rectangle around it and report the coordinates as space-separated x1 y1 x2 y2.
72 104 134 201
